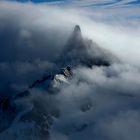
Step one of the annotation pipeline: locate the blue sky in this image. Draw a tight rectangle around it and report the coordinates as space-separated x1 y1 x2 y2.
7 0 140 6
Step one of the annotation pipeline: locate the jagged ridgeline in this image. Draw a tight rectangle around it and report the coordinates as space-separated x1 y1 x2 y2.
58 25 117 68
0 25 118 139
15 25 118 97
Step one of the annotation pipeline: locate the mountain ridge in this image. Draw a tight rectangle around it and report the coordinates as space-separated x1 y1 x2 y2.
0 25 118 138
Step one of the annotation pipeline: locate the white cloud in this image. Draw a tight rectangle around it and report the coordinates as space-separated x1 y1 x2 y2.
0 1 140 140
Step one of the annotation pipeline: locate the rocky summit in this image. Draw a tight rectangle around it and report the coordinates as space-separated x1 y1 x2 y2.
0 25 117 139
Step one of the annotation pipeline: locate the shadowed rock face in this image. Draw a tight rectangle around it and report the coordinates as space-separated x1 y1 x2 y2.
0 97 16 133
0 25 118 138
59 25 117 68
72 25 82 39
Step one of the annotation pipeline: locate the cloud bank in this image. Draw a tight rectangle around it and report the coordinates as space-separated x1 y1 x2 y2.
0 1 140 140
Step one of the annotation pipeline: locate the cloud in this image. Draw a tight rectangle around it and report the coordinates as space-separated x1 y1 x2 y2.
0 1 140 140
50 63 140 139
0 1 76 95
96 110 140 140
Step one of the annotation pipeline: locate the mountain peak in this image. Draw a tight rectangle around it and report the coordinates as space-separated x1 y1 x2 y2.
74 25 81 34
72 25 82 39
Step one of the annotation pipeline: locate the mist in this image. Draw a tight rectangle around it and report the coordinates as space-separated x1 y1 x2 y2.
0 1 140 140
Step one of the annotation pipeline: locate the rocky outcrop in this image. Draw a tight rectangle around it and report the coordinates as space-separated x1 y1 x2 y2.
0 25 118 137
59 25 117 68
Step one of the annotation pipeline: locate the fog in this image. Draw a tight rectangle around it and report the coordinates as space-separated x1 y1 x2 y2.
0 1 140 140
